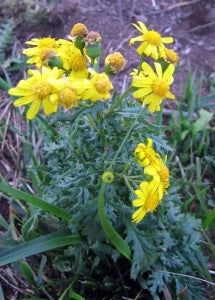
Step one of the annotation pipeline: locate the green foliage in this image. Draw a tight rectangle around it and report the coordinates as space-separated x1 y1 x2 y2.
0 19 14 64
3 98 207 298
0 66 213 298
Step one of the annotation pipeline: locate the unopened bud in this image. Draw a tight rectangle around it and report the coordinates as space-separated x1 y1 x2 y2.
102 171 115 184
85 31 102 45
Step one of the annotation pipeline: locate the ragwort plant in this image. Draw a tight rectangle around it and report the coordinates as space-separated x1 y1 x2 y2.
0 21 214 299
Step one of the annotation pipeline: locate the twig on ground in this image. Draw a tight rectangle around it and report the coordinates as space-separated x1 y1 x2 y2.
145 0 200 15
187 21 215 33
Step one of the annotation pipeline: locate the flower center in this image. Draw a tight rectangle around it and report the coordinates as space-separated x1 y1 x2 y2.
93 74 111 94
145 192 159 212
165 49 179 64
69 54 86 71
33 82 52 99
59 88 77 109
144 30 161 46
152 79 169 97
107 52 126 72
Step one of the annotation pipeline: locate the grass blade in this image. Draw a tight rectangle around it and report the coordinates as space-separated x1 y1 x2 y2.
0 282 5 300
203 208 215 230
0 230 81 266
0 182 72 222
98 183 131 260
0 213 8 230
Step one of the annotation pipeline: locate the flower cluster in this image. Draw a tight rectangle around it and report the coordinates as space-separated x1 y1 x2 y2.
132 138 170 223
130 21 178 113
9 23 126 120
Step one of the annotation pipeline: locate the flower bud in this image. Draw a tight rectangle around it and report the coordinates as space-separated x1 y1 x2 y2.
59 88 78 109
102 171 115 184
85 31 102 45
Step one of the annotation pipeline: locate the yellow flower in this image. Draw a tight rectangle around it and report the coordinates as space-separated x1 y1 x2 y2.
9 67 64 120
23 37 58 68
144 157 170 200
132 62 175 113
132 181 161 223
129 21 173 60
160 48 179 65
105 52 126 73
58 86 78 109
135 138 160 168
57 40 88 78
73 71 113 102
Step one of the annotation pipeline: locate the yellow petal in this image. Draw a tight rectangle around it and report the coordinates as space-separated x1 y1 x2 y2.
143 44 153 57
132 77 153 87
151 45 158 60
133 88 152 98
9 87 33 96
14 96 33 107
154 63 162 78
144 165 157 176
137 21 148 33
132 207 147 223
141 62 156 79
148 101 160 113
42 98 58 115
166 91 175 99
134 189 146 199
129 35 144 45
163 64 175 81
27 100 41 120
143 93 158 105
161 37 174 43
132 199 144 207
136 41 148 55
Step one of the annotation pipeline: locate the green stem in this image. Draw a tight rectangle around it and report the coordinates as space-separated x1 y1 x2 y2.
86 113 99 133
137 54 145 74
109 108 143 170
120 157 136 176
123 175 135 194
156 102 164 135
156 101 164 126
0 77 11 91
105 86 133 117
